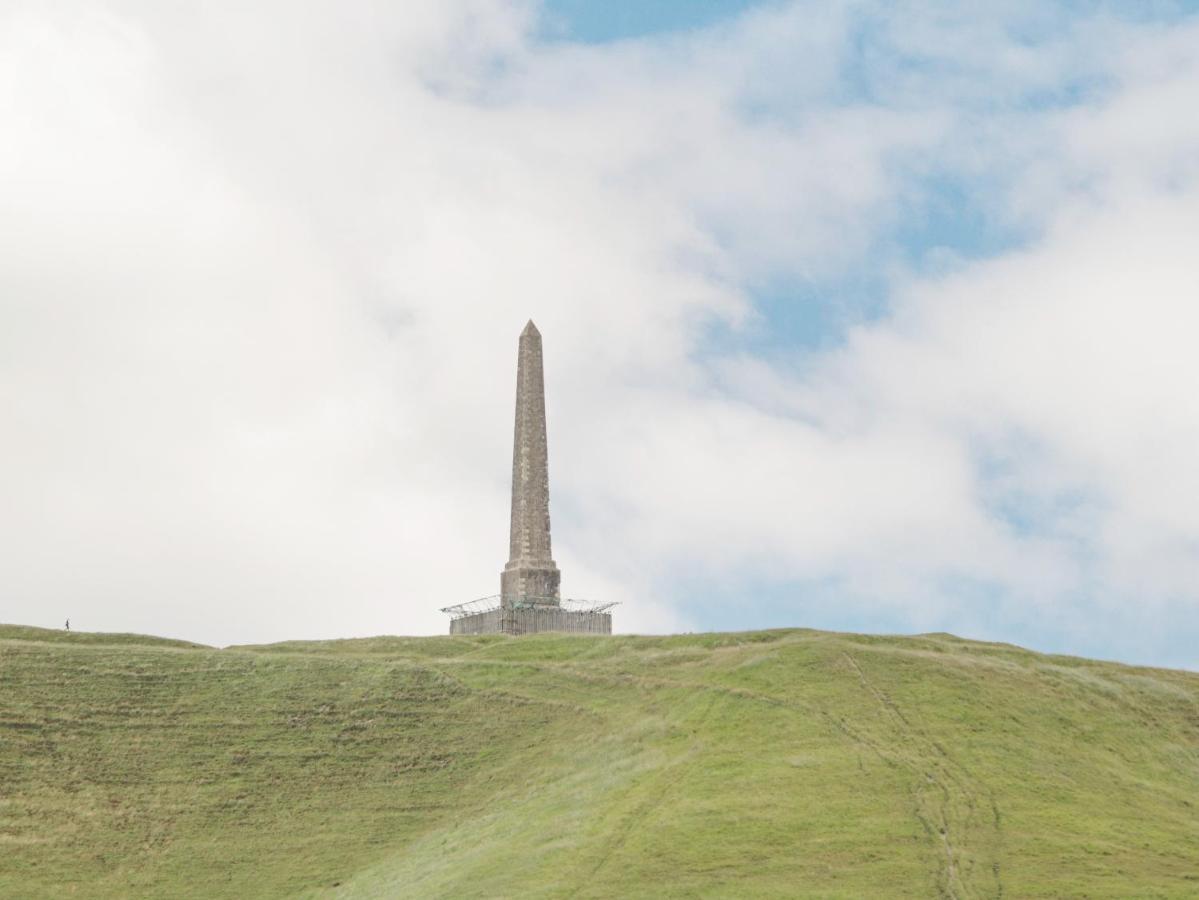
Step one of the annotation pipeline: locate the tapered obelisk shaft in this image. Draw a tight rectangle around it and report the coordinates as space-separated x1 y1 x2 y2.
500 321 560 606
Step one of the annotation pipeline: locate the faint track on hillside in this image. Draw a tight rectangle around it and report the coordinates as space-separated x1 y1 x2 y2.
557 689 718 899
842 652 1003 900
442 656 1005 899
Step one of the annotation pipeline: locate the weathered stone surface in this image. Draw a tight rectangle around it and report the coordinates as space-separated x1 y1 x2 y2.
500 320 560 607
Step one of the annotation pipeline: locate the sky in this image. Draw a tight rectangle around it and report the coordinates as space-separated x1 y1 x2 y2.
2 1 1198 668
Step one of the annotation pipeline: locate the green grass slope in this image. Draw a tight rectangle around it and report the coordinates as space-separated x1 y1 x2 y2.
1 627 1196 898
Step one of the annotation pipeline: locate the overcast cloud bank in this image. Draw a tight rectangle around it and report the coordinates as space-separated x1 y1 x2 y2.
2 1 1197 667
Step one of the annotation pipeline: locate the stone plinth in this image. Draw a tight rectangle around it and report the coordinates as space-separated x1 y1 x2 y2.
500 565 560 605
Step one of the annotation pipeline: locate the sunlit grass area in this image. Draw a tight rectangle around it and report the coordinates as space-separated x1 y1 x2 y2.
2 624 1196 898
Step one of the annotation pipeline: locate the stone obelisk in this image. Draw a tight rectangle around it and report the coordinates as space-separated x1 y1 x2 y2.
500 321 561 607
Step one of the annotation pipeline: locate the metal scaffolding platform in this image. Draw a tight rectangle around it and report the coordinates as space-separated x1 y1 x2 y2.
440 594 619 621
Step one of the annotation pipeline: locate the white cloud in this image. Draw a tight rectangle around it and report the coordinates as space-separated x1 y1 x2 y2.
1 1 1196 665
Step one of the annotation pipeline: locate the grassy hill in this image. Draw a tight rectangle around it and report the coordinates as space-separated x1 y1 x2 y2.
1 624 1196 898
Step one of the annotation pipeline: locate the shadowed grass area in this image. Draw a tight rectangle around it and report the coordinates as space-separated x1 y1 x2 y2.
1 625 1196 898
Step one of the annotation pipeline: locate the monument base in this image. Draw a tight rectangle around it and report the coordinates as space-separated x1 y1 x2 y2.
450 606 612 636
500 563 560 604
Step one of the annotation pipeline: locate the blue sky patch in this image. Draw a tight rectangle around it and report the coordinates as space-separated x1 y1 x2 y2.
539 0 768 43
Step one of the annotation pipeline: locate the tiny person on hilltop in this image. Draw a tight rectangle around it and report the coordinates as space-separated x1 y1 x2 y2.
65 619 70 632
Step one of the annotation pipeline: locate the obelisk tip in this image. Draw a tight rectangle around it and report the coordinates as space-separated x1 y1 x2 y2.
521 319 540 338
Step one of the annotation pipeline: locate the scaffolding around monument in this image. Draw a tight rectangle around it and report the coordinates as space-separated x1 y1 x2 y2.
441 595 619 619
441 595 617 635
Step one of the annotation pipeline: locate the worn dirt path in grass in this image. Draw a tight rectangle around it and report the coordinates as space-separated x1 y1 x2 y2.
843 652 1002 900
483 650 1005 898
